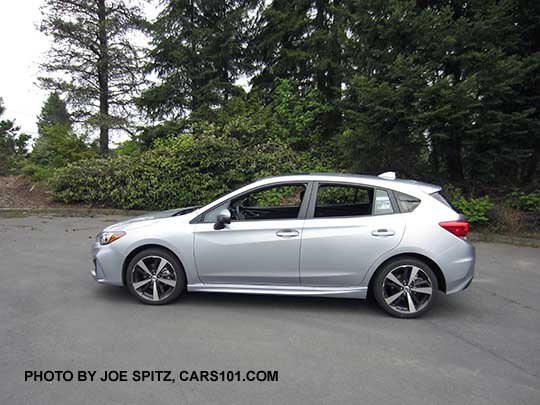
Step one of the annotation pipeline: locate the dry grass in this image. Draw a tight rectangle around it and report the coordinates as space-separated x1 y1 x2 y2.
492 205 526 236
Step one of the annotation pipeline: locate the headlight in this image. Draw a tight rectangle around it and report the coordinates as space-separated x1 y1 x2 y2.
97 231 126 245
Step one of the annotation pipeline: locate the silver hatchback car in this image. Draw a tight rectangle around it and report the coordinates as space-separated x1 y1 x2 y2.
92 173 474 318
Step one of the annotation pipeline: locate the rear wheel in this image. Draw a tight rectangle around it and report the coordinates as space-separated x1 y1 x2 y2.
126 248 186 305
373 257 438 318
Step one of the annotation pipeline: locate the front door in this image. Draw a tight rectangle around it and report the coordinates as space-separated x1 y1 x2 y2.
193 183 309 285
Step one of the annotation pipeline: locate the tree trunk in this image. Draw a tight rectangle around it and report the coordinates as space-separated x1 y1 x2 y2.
524 144 539 186
97 0 109 154
315 0 342 141
445 136 465 187
189 0 199 115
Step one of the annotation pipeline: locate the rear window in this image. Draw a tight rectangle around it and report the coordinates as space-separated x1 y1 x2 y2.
395 191 421 213
431 192 453 208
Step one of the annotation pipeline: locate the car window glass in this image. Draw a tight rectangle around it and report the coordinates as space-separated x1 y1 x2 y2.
431 192 453 209
315 184 374 217
229 184 306 221
374 189 394 215
396 191 421 213
203 202 228 223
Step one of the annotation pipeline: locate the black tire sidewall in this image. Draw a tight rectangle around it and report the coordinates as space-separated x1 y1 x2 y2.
126 248 186 305
373 257 438 318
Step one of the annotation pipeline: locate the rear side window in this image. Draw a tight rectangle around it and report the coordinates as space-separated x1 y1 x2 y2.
395 191 421 213
315 184 374 217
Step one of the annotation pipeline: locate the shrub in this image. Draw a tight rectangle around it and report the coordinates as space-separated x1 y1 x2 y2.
31 124 95 168
505 191 540 213
492 205 525 235
50 134 331 210
21 163 54 182
452 195 494 224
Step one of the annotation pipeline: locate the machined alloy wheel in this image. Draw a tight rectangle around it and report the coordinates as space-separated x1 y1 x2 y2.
126 249 186 305
373 258 438 318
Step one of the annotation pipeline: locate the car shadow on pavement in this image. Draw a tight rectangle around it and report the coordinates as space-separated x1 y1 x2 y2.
92 284 469 319
93 284 379 314
183 291 379 315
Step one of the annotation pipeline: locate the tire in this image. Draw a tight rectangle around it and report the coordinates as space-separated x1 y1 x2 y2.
373 257 438 318
126 248 186 305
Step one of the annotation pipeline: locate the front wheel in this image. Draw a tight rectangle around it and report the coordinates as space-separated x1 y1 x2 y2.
126 248 186 305
373 258 438 318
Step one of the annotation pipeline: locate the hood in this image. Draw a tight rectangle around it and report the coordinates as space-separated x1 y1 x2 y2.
104 206 200 231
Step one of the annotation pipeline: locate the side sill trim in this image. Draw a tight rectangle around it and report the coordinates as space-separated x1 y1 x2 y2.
187 283 367 299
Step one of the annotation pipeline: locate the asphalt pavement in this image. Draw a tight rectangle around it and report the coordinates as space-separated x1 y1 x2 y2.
1 215 539 404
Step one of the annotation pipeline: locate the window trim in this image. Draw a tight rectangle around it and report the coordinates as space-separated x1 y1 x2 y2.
373 188 398 216
196 181 314 224
306 181 399 219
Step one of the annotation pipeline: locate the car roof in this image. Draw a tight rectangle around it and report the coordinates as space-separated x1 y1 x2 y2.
253 173 441 196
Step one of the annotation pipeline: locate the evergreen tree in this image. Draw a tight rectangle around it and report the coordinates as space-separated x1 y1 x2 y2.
39 0 146 154
37 92 72 137
139 0 255 121
31 93 91 169
249 0 347 139
341 0 540 189
0 98 30 175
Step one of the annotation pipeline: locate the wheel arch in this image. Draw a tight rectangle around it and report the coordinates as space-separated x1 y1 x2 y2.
122 244 185 286
367 253 446 295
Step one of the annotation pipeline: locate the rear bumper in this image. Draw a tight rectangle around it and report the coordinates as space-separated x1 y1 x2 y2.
438 241 475 295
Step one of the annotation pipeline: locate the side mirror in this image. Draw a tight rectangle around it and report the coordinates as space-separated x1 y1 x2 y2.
214 208 232 230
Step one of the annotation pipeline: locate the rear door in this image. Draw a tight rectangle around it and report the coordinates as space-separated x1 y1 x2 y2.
299 183 405 287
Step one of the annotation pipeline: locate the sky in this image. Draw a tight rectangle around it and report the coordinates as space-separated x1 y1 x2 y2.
0 1 252 147
0 0 50 141
0 1 162 146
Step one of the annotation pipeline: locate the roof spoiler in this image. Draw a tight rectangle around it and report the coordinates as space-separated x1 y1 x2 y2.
378 171 396 180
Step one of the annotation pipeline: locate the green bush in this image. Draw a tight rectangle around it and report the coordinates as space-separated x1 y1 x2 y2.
452 196 494 224
21 163 54 182
505 191 540 213
50 134 331 210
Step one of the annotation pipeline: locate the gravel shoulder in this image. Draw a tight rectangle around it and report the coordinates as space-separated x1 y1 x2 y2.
0 176 61 208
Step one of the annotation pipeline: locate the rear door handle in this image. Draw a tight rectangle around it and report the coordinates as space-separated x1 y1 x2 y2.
371 229 395 237
276 229 300 238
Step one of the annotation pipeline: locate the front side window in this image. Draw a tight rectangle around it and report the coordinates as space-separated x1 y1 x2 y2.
203 202 228 223
221 184 307 221
315 184 374 217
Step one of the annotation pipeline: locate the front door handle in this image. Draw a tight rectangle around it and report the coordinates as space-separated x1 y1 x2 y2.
276 229 300 238
371 229 395 237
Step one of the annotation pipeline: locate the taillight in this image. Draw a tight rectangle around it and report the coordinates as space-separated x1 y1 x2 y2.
439 221 469 238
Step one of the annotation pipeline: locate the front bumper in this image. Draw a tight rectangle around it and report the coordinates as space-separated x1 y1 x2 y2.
91 242 125 286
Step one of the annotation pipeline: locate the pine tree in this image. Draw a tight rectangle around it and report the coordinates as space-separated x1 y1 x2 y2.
37 92 72 136
0 98 30 175
39 0 146 154
249 0 347 139
341 0 539 188
31 93 90 168
139 0 255 121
